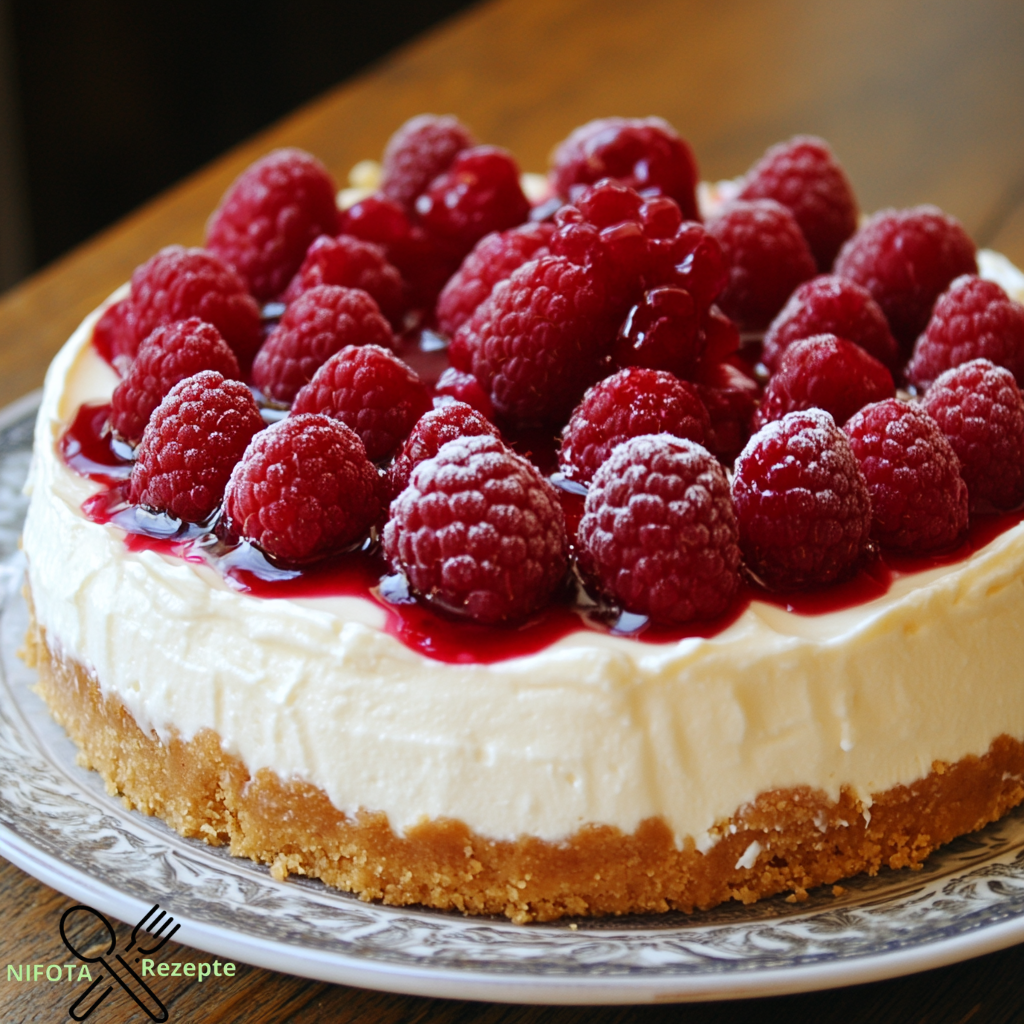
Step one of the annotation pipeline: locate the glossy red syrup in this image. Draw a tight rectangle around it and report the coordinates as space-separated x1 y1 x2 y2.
61 345 1024 665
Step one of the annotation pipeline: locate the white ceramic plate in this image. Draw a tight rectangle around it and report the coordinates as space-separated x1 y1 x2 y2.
2 391 1024 1005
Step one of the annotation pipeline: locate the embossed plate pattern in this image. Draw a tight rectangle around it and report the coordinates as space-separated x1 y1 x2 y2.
1 392 1023 1004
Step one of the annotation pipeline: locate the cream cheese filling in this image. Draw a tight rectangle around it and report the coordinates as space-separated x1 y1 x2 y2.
22 258 1024 848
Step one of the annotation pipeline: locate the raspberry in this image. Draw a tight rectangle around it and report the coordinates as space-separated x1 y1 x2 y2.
908 276 1024 389
577 434 741 623
380 113 475 211
845 399 968 550
383 434 568 624
449 255 615 427
708 200 817 331
550 117 700 221
694 361 760 463
433 367 496 419
252 285 394 404
385 401 501 500
732 409 872 590
754 334 894 430
224 413 382 565
92 298 135 368
922 359 1024 511
291 344 432 462
613 286 704 378
737 136 858 271
559 367 709 484
763 275 900 373
129 371 264 523
834 205 977 351
646 221 728 310
436 222 553 336
206 148 340 301
128 246 262 364
415 146 530 255
282 234 405 327
110 318 240 444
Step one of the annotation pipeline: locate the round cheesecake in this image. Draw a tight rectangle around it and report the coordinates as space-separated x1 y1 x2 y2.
20 252 1024 923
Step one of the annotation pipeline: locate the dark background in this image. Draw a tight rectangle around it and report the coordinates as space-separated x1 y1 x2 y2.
0 0 478 291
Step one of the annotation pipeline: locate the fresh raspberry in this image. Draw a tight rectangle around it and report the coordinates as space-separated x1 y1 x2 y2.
380 113 475 211
559 367 709 484
834 206 977 351
433 367 496 419
614 286 704 378
339 193 460 308
754 334 894 430
844 399 968 550
922 359 1024 511
92 298 135 368
549 117 700 221
694 361 760 463
224 413 381 565
737 136 858 271
577 434 741 623
206 148 340 301
908 276 1024 389
128 246 262 364
291 344 432 462
385 401 501 500
383 434 568 624
646 221 728 310
282 234 405 327
110 318 240 444
415 146 530 255
732 409 872 590
436 222 553 336
697 305 742 367
129 371 264 523
763 275 900 373
252 285 394 404
449 255 615 427
708 200 817 331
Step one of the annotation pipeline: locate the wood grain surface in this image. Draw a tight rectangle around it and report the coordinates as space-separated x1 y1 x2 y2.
3 0 1024 1020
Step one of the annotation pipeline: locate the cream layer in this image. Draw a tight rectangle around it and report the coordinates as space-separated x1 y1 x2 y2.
22 258 1024 849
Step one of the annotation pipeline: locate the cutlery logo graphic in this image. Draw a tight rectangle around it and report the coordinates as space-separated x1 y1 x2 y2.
59 903 179 1022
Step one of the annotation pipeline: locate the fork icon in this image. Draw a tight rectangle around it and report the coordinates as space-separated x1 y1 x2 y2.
124 904 181 955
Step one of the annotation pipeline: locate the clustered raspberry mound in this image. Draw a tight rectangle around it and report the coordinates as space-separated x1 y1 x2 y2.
69 116 1024 636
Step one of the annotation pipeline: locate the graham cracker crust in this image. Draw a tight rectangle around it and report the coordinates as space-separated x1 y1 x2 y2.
23 607 1024 923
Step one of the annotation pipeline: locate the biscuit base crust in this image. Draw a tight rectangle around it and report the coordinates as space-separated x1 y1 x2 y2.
24 607 1024 923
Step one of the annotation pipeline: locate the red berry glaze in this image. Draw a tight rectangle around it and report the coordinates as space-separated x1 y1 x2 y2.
550 117 700 221
922 359 1024 511
450 254 614 427
415 146 530 255
129 371 263 523
754 334 895 430
206 148 339 301
436 222 553 336
291 343 432 462
834 205 977 352
224 413 382 565
110 318 240 444
559 367 709 484
433 367 496 419
732 409 872 590
252 285 394 404
577 434 741 623
708 199 817 331
908 275 1024 388
386 401 501 500
380 113 475 212
282 234 405 327
383 434 568 625
763 275 900 373
737 136 858 271
844 399 968 550
129 246 262 364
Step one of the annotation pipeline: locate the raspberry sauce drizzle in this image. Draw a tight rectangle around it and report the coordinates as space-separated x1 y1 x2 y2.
61 365 1024 665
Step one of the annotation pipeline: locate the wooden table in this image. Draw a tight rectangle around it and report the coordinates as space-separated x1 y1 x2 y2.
2 0 1024 1019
